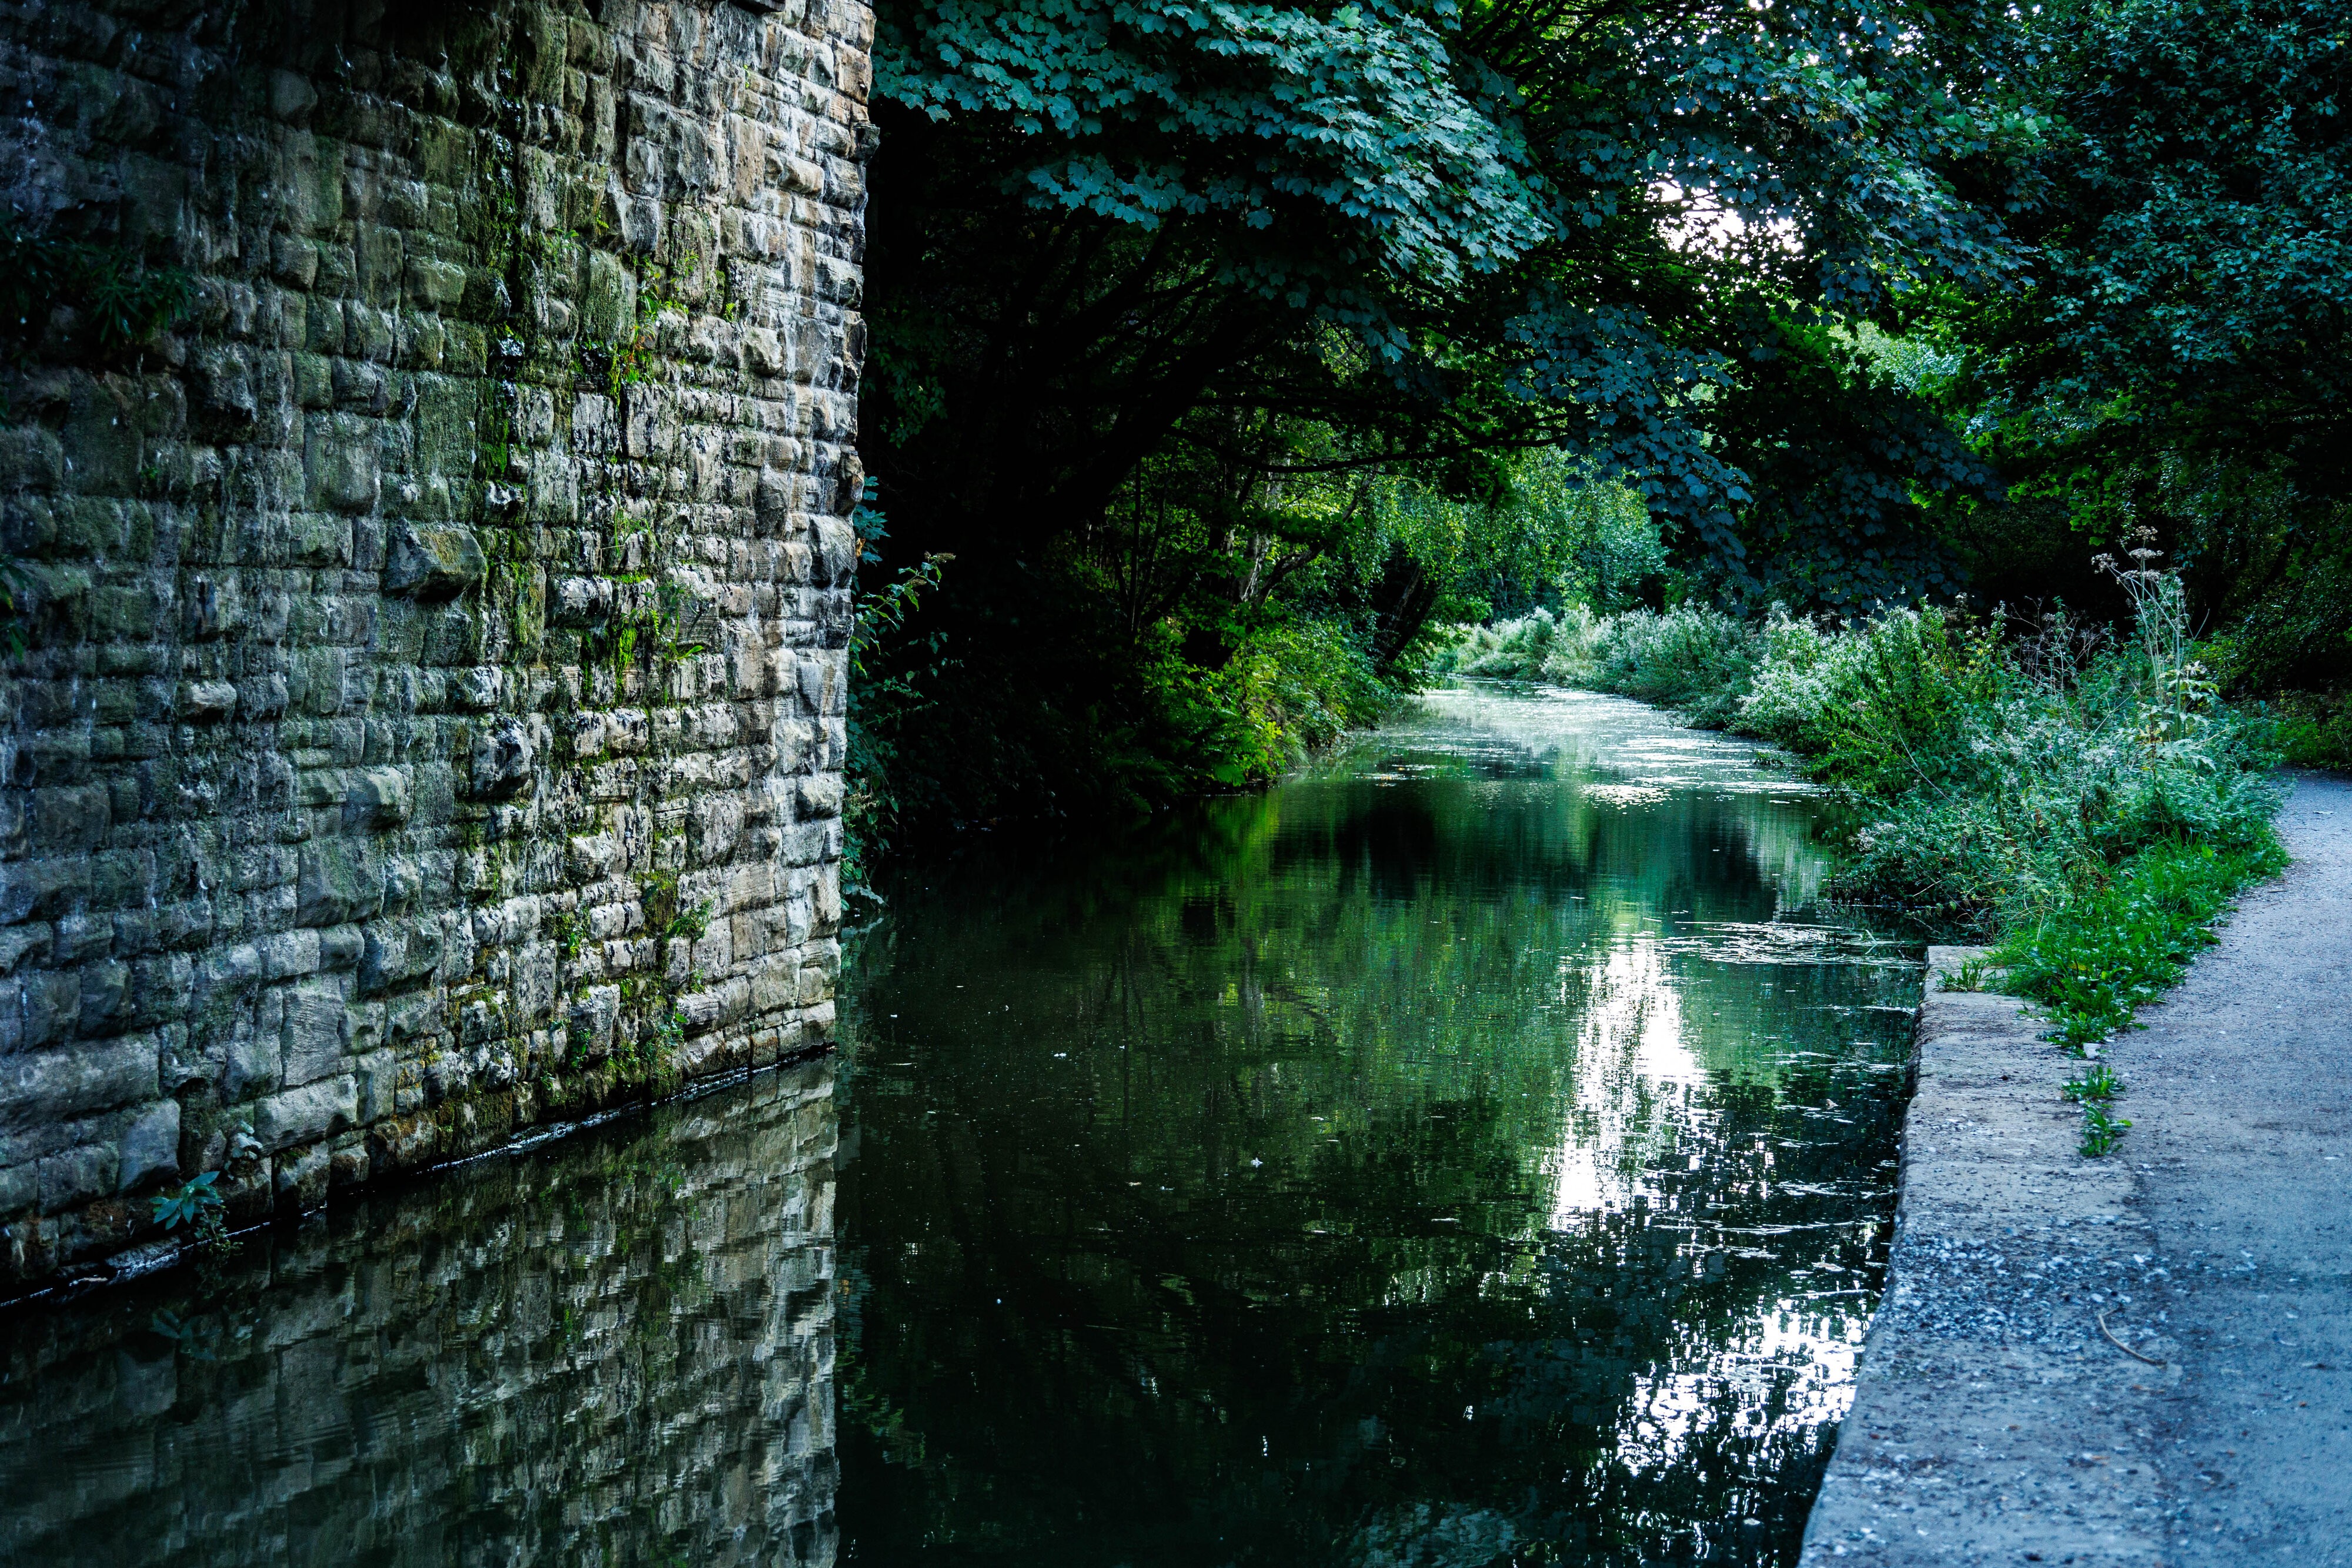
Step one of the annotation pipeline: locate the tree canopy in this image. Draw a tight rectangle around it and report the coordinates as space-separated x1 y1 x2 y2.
849 0 2351 835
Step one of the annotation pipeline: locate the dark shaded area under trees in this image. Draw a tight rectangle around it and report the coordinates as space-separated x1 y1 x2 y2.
847 0 2352 852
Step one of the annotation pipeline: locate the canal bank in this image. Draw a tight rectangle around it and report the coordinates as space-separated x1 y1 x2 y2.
1805 773 2352 1567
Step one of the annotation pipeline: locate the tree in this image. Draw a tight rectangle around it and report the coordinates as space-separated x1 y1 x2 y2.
855 0 2046 828
1937 0 2352 684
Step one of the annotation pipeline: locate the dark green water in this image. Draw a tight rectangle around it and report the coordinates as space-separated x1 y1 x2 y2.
0 684 1919 1567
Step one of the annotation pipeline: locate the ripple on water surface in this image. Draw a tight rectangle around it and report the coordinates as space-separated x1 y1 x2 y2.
0 683 1919 1568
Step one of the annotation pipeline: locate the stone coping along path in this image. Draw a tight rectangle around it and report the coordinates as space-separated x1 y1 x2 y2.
1802 773 2351 1566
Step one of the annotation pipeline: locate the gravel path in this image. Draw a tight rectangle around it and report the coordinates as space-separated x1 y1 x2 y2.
1801 773 2350 1567
2126 772 2352 1564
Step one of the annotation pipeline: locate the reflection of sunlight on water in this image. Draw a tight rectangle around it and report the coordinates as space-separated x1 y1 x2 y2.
1545 943 1693 1224
822 676 1917 1563
1615 1294 1870 1477
1532 925 1879 1485
1581 783 1669 807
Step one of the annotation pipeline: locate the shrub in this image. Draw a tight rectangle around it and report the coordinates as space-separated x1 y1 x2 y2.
2272 692 2352 771
1740 605 2009 794
1196 618 1392 785
1585 607 1759 727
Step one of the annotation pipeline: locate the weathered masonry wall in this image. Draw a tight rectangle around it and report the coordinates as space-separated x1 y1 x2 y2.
0 0 870 1287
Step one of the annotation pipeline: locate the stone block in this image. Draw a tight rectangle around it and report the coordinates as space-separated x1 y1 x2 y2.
254 1075 358 1153
271 1139 330 1210
38 1141 115 1213
319 924 365 971
125 955 195 1029
279 978 352 1089
297 840 385 928
117 1099 181 1192
76 961 128 1038
31 784 110 854
345 767 410 828
261 929 322 980
0 1037 158 1132
13 969 81 1049
406 257 468 307
176 680 239 721
222 1019 279 1102
471 718 536 798
303 415 379 513
382 523 485 599
358 916 437 995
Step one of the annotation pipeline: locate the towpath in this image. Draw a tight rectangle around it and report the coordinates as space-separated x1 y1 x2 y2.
1801 773 2351 1566
2129 772 2352 1563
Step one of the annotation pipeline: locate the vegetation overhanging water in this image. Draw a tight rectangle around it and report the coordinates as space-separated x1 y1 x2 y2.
2 685 1921 1567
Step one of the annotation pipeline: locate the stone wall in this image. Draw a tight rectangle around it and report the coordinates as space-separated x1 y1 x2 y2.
0 1056 838 1566
0 0 870 1287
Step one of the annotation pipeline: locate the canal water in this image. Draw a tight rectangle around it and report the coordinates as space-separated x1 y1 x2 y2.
0 684 1920 1567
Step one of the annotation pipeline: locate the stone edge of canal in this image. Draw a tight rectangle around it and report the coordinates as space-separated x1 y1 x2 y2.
1798 947 2177 1566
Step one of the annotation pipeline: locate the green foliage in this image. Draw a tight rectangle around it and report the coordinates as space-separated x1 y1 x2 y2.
150 1172 231 1255
2078 1100 2132 1158
1456 563 2287 1061
1940 955 1996 993
2273 693 2352 773
1960 0 2352 497
856 0 2056 840
0 220 195 660
844 488 956 888
1742 606 2010 795
2062 1062 2121 1104
1445 603 1760 729
1992 836 2284 1052
637 867 684 938
1907 0 2352 698
550 910 585 961
0 217 193 368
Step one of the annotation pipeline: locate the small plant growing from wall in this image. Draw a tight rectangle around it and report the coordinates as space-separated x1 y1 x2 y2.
150 1172 232 1256
550 909 585 960
0 216 192 368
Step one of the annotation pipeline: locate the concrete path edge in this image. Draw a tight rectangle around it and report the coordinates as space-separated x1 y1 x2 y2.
1799 947 2177 1566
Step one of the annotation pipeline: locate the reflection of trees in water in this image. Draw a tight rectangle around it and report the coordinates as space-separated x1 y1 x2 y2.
0 1061 838 1568
838 771 1912 1564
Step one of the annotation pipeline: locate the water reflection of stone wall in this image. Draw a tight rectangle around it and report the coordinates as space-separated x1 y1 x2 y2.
0 1057 836 1568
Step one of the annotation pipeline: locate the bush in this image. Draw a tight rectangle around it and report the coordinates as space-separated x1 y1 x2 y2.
1193 618 1393 786
2272 692 2352 771
1584 607 1759 727
1740 605 2008 794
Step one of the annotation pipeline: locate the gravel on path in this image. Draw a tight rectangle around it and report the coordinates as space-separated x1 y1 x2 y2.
2127 772 2352 1566
1802 773 2349 1567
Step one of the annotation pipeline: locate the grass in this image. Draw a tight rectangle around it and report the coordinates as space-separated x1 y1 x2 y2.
1992 836 2286 1052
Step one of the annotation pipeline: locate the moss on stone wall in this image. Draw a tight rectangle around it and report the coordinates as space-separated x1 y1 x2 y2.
0 0 873 1290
